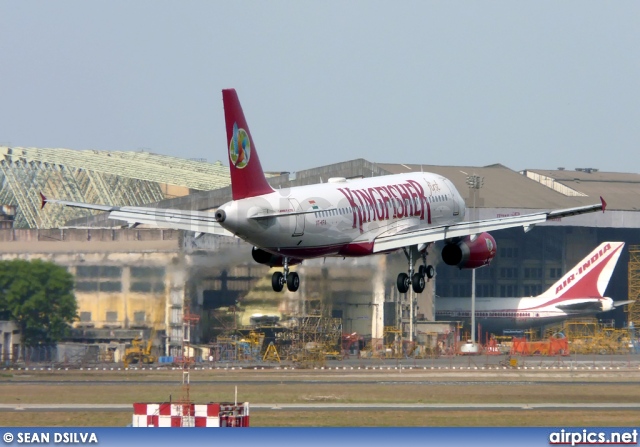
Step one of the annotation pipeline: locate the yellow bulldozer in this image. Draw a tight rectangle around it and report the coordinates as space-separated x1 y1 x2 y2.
123 329 156 368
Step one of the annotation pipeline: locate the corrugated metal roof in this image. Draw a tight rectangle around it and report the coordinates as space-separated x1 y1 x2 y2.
375 163 599 210
0 146 238 228
524 169 640 211
1 146 232 191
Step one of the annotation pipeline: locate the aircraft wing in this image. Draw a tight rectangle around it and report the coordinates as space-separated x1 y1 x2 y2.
372 198 606 253
40 194 234 237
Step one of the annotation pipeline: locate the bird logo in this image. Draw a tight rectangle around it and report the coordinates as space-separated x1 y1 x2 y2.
229 122 251 169
485 237 494 253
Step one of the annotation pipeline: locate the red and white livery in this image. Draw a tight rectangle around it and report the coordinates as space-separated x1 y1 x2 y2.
435 242 628 330
42 89 607 294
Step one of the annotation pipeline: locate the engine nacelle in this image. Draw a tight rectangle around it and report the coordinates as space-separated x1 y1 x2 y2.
441 232 497 269
251 247 302 268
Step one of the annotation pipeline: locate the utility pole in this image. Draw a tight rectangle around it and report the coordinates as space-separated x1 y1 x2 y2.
466 174 484 346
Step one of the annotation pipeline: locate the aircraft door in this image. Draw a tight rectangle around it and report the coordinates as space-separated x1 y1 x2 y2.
444 179 460 217
288 198 305 237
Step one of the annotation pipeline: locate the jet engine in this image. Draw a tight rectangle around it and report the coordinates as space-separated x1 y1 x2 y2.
441 232 497 269
251 247 302 267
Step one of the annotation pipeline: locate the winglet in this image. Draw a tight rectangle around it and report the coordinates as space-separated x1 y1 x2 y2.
40 192 47 210
600 196 607 213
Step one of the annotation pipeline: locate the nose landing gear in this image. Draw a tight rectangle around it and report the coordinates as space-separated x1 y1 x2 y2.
271 257 300 292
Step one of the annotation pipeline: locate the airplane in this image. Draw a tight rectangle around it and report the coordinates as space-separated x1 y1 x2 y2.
435 242 631 332
41 88 607 294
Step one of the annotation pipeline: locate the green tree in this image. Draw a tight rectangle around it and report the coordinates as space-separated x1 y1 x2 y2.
0 259 77 347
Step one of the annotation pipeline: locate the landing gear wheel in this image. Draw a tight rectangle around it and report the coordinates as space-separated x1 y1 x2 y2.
418 265 426 277
271 272 284 292
396 273 410 293
412 273 426 293
425 265 435 279
286 272 300 292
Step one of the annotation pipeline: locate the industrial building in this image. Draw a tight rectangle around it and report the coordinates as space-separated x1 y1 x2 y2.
1 145 639 363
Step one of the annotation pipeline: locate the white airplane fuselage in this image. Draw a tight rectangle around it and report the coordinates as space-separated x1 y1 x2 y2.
218 172 466 258
436 295 615 332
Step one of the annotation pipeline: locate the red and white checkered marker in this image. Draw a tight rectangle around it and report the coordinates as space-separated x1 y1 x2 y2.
132 403 249 427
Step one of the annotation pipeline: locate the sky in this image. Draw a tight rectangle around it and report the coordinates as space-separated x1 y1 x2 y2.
0 1 638 174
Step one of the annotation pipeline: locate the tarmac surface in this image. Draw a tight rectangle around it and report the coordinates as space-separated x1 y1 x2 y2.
4 353 640 371
3 354 640 419
2 402 640 412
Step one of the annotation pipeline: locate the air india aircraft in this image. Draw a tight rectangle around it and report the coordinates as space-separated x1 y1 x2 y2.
435 242 630 332
42 89 607 294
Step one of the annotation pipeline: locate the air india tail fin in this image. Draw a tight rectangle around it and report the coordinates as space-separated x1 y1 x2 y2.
222 89 274 200
538 242 625 300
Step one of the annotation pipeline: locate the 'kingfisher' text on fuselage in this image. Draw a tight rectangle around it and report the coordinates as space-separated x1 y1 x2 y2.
337 179 431 233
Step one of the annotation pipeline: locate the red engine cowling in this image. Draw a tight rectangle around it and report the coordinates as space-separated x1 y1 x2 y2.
251 247 302 267
441 232 497 269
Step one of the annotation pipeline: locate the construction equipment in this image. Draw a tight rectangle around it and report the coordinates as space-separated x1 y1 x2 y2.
124 328 157 368
263 342 281 363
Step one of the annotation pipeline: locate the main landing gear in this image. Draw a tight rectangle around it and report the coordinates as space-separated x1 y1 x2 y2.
271 257 300 292
396 245 434 294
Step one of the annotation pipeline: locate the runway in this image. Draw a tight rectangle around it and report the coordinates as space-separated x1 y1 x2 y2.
1 402 640 412
4 353 640 372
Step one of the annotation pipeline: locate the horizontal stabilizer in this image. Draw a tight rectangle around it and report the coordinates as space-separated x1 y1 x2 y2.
613 300 635 308
556 301 604 312
39 194 234 237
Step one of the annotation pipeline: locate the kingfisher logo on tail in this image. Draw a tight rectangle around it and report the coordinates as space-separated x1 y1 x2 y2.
222 89 274 200
229 123 250 169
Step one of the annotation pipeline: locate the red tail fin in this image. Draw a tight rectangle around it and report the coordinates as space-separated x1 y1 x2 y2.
222 89 274 200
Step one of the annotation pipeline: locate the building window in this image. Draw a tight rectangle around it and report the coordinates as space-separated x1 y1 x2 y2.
500 285 516 297
500 247 519 258
76 266 100 278
99 282 122 292
100 266 122 278
80 312 92 322
134 311 146 324
76 281 99 292
75 266 123 293
106 311 118 322
130 267 165 294
524 268 543 279
131 267 165 278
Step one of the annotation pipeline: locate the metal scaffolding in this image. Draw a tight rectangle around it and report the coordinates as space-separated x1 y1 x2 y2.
288 316 342 366
545 318 633 355
628 245 640 329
